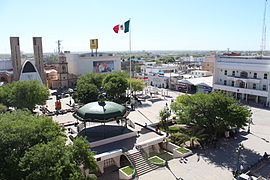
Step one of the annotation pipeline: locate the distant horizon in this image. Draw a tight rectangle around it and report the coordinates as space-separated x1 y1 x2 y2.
0 49 265 56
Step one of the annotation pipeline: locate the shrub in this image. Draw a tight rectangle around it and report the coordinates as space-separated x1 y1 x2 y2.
170 132 189 146
168 126 180 133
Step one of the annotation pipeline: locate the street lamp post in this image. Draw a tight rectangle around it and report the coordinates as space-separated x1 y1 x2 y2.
247 110 253 133
235 143 244 178
247 117 252 133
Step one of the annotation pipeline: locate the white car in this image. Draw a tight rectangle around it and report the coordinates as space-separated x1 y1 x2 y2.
237 174 257 180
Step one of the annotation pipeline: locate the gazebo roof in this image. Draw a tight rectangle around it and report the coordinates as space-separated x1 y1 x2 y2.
73 101 129 122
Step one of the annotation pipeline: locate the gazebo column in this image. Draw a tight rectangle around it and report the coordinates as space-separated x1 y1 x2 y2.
143 147 150 156
97 161 104 174
113 156 121 168
153 144 160 153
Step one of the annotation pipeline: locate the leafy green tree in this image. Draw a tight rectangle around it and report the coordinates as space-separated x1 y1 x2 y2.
159 108 171 133
77 72 105 88
74 83 99 104
71 137 97 175
19 137 97 180
170 92 251 139
0 110 65 179
160 57 175 64
0 80 49 111
0 83 16 107
129 78 145 94
74 72 105 104
19 138 82 180
0 104 7 113
103 72 128 99
0 110 97 180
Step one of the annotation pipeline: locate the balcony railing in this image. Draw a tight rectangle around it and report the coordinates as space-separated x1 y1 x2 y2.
226 75 261 83
213 84 268 97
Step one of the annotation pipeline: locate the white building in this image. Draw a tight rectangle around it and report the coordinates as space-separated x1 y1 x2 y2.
148 72 181 88
141 63 178 74
65 53 121 76
190 70 212 77
19 60 43 83
213 56 270 106
0 59 13 71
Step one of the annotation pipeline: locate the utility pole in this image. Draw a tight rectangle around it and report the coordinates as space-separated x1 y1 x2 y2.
261 0 268 56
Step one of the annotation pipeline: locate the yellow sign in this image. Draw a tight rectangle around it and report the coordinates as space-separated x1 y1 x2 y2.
90 39 98 49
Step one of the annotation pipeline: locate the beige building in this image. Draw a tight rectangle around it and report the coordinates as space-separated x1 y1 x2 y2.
45 54 77 89
202 54 215 73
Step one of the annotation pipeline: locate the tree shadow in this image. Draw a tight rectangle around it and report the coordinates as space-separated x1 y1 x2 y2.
194 133 263 172
148 98 165 104
137 103 152 108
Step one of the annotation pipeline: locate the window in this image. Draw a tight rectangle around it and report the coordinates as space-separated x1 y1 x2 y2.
224 80 227 85
263 85 267 91
254 73 257 79
232 71 235 76
253 83 256 89
264 73 267 79
224 70 227 75
240 81 245 88
240 71 248 78
231 81 234 87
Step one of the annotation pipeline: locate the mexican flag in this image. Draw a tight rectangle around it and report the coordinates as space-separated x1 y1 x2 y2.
113 20 130 33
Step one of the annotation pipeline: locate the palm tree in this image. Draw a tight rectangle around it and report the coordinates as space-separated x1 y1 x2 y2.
159 108 171 133
186 126 209 148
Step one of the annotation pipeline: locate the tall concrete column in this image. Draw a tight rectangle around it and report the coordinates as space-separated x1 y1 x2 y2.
33 37 46 85
10 37 21 81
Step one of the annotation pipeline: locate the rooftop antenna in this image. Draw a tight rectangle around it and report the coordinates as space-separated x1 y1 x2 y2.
260 0 267 56
57 40 62 54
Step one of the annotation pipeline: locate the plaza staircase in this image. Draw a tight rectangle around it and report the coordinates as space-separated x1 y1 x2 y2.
124 147 160 176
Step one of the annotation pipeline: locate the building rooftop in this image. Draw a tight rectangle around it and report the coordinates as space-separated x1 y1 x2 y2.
217 55 270 60
89 127 163 154
178 76 213 87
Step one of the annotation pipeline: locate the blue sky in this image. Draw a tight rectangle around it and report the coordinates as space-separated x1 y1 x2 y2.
0 0 268 53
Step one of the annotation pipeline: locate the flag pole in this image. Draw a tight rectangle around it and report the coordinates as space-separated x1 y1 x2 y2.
129 18 132 102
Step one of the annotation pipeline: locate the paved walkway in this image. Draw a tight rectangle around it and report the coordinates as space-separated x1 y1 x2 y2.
139 106 270 180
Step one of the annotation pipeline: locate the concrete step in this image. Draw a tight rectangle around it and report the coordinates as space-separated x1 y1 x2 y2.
127 150 160 176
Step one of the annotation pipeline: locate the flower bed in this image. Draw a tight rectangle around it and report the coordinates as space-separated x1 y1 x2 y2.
148 156 166 166
119 166 135 180
176 147 190 154
173 147 192 158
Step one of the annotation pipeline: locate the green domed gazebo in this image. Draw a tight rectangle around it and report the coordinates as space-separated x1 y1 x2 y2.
73 101 130 123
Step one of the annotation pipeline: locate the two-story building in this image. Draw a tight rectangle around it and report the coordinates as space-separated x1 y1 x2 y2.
213 56 270 106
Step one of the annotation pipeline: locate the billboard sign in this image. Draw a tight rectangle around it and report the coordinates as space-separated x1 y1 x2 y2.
90 39 98 49
93 61 114 73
